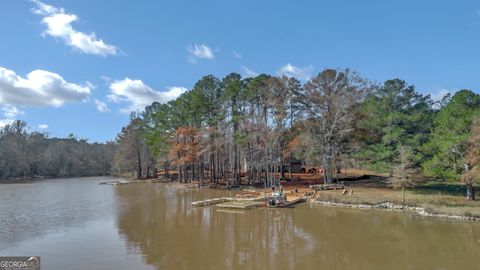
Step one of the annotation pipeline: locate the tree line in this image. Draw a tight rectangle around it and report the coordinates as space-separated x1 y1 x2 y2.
0 120 115 181
113 68 480 199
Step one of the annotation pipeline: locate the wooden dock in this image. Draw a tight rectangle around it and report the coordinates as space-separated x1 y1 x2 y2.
99 179 169 185
99 180 132 185
192 194 307 210
191 197 234 207
217 201 265 210
191 196 265 209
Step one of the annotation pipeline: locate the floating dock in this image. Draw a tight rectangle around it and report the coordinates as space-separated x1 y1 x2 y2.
217 201 265 210
99 180 132 185
99 179 169 185
191 196 265 207
191 194 307 210
191 197 234 207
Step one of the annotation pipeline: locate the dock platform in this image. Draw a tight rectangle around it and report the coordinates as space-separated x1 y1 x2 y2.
217 201 265 210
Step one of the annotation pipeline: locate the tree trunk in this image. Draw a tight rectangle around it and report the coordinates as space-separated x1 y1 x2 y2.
466 183 476 200
164 161 169 180
212 159 216 183
200 162 204 185
136 149 142 179
178 165 182 183
289 152 293 181
233 144 239 185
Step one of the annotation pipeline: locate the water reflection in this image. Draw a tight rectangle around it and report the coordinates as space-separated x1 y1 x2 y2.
115 184 480 270
115 185 315 269
0 178 479 269
0 177 116 250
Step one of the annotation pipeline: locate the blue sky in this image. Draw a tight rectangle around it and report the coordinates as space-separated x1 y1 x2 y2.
0 0 479 142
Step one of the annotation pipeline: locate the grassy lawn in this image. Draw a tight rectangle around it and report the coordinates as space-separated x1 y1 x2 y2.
315 181 480 218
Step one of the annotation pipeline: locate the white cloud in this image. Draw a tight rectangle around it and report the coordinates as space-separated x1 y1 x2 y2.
85 81 96 89
186 44 214 63
241 66 258 78
278 63 314 80
0 119 14 128
108 78 187 113
94 99 109 112
100 75 112 83
0 105 24 127
1 105 25 118
233 51 243 59
429 88 453 102
31 0 62 15
31 0 118 56
38 124 48 129
0 66 91 107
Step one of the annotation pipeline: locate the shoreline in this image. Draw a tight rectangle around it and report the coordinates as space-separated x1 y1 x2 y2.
313 200 480 221
157 180 480 221
8 175 478 222
162 181 480 222
0 174 113 184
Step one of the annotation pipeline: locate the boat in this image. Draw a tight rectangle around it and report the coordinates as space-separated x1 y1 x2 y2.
266 192 305 208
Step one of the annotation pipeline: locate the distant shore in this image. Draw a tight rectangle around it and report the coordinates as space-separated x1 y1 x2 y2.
0 174 112 184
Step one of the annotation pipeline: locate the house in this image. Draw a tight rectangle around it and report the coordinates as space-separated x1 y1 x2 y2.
283 157 304 173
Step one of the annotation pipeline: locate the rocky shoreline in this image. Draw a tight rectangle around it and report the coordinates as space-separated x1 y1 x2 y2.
314 200 480 221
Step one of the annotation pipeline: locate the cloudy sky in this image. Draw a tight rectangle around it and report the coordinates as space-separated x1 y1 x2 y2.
0 0 479 141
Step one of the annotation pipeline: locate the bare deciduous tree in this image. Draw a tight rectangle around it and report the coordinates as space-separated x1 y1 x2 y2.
389 145 418 205
303 69 369 183
461 118 480 200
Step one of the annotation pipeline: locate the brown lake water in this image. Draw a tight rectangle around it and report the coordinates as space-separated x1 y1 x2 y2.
0 177 479 270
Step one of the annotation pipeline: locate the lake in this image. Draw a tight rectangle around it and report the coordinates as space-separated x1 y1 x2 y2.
1 177 479 269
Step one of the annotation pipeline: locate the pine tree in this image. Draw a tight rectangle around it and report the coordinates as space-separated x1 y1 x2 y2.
422 90 480 180
356 79 433 173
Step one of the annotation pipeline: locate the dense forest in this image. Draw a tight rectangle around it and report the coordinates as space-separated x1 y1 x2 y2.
113 68 480 199
0 120 115 181
3 68 478 199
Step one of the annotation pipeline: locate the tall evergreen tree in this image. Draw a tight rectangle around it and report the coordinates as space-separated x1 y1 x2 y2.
422 90 480 180
356 79 433 173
